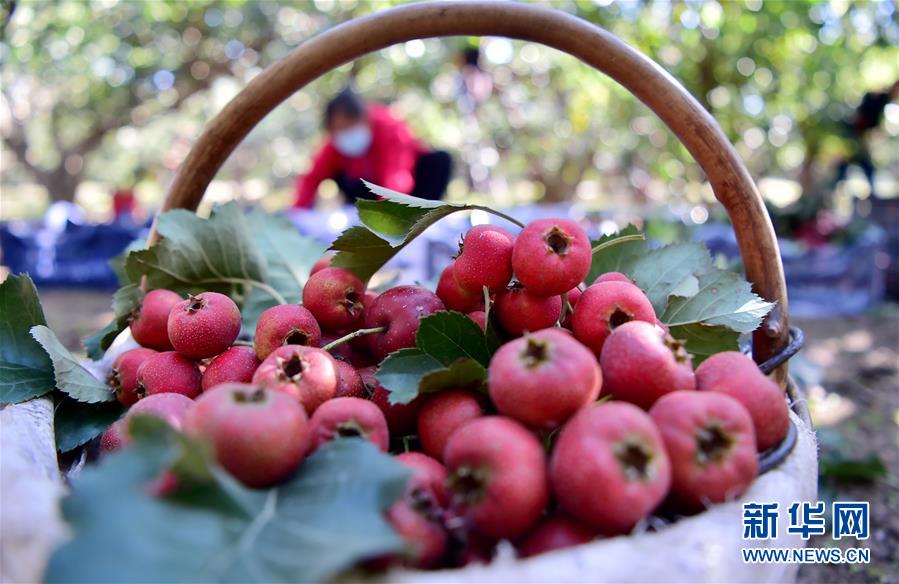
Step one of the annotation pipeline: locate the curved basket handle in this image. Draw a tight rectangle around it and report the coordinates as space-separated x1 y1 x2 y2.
155 1 790 375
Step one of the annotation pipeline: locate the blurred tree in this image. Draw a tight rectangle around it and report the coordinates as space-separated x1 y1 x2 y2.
1 0 897 211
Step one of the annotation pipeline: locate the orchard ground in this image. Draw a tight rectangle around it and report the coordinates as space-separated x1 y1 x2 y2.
38 289 898 583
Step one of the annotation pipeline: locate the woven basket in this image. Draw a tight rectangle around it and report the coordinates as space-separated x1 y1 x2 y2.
0 3 817 583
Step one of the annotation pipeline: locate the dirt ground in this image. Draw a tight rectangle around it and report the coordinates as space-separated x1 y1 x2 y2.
36 289 899 583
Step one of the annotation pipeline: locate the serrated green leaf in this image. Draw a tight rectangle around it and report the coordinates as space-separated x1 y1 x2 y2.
83 284 143 360
54 396 123 452
419 358 488 394
109 239 145 286
331 182 481 282
662 271 774 333
377 348 486 405
376 348 444 404
124 203 273 303
47 420 409 584
242 211 325 334
0 274 55 404
31 325 114 404
629 242 714 313
416 311 491 367
666 323 741 365
587 224 646 282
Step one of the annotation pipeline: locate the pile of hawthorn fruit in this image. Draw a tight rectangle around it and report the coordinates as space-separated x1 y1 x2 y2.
100 217 789 569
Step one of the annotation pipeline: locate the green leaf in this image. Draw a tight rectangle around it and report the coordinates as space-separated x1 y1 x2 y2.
820 453 887 483
628 242 715 313
242 211 325 333
30 325 114 403
587 224 646 282
666 323 740 365
377 348 486 405
47 419 409 584
124 203 270 301
662 271 775 333
0 274 55 404
109 238 146 286
416 310 491 367
83 284 143 360
54 396 123 452
331 182 480 282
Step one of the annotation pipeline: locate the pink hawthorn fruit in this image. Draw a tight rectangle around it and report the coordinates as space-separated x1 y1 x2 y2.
550 402 672 534
185 384 309 488
512 218 592 297
108 348 157 406
310 254 333 275
136 351 202 399
103 392 195 451
444 416 549 539
167 291 241 360
518 514 596 558
695 351 789 451
358 366 424 436
600 320 695 410
201 345 260 391
436 262 483 313
308 397 389 452
572 281 656 356
363 285 445 360
593 271 634 285
129 289 181 350
494 283 562 337
252 345 337 414
489 328 601 429
386 452 451 568
254 304 322 360
561 285 583 329
319 332 354 362
467 310 487 331
453 225 515 293
417 390 485 461
649 390 758 509
302 267 366 331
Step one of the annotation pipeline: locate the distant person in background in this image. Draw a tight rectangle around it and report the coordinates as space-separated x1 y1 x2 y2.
833 80 899 198
112 189 140 224
294 88 452 208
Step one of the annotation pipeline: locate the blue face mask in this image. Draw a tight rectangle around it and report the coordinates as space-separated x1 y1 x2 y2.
333 124 372 158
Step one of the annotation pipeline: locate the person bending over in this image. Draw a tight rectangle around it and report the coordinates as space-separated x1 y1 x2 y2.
294 88 452 208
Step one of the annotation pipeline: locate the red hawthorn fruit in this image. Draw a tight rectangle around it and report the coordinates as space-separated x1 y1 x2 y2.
437 262 483 313
453 225 515 293
518 514 596 558
649 390 758 510
561 285 583 329
512 218 591 297
308 397 389 452
118 392 195 447
108 348 157 406
201 346 260 392
129 289 181 351
494 283 562 337
167 292 241 360
695 351 789 452
550 402 672 534
302 267 366 331
358 366 424 436
333 359 367 398
444 416 549 539
417 390 485 461
252 345 337 415
319 332 354 363
185 384 309 488
572 281 656 356
363 285 445 361
396 451 450 508
136 351 202 399
310 254 333 275
488 328 601 429
600 320 695 410
254 304 322 360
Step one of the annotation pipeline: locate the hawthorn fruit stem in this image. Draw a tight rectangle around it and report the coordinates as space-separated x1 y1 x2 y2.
475 206 526 229
591 233 645 254
321 327 386 351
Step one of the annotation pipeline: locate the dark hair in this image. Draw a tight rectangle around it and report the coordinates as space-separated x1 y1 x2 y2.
324 88 365 127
